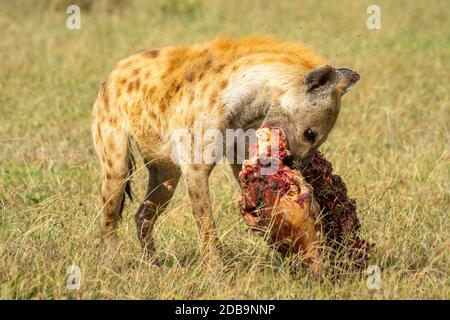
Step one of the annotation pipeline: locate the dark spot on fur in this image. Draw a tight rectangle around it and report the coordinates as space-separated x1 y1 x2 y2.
219 79 228 89
135 78 141 90
174 82 181 93
102 81 109 110
188 188 200 201
148 108 157 118
127 81 135 94
215 64 225 73
209 92 217 105
109 115 117 125
163 90 173 104
159 99 167 112
144 48 160 58
186 71 195 82
97 125 102 139
146 86 155 100
161 71 171 81
204 58 213 69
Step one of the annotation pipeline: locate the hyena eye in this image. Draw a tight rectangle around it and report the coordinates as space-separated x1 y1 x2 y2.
303 128 316 142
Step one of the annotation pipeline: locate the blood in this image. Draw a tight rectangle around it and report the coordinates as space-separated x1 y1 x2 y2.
238 126 374 268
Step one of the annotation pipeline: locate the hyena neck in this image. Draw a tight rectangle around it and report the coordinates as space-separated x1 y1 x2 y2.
222 64 296 131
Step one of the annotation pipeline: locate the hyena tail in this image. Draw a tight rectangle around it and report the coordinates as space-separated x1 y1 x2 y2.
124 149 135 202
92 98 134 238
117 141 135 220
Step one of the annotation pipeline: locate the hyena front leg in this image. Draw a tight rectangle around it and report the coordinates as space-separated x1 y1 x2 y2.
134 162 181 260
181 165 221 262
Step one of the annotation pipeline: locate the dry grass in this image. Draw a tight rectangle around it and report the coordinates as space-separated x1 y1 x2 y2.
0 0 449 299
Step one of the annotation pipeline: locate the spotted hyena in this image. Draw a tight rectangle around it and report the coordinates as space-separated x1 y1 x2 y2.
91 36 359 265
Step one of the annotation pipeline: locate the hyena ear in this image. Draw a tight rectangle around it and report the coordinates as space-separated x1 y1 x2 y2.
336 67 360 95
304 65 341 94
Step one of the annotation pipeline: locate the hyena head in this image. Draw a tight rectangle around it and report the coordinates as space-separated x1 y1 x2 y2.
264 65 360 160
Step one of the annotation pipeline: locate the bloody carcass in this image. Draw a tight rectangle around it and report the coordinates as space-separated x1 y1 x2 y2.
238 126 372 274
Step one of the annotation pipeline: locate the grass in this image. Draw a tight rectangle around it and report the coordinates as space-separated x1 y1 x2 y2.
0 0 449 299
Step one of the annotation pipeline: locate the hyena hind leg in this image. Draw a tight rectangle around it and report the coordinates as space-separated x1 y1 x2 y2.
93 121 133 250
134 162 181 260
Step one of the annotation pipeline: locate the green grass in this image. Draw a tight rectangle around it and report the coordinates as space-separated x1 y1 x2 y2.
0 0 449 299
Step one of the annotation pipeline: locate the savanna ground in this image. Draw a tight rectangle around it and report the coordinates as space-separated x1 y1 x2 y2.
0 0 449 299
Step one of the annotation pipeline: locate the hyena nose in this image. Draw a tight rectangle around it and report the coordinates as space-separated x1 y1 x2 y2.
285 153 311 171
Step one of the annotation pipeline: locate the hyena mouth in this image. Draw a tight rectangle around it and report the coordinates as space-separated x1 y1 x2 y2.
285 153 312 171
